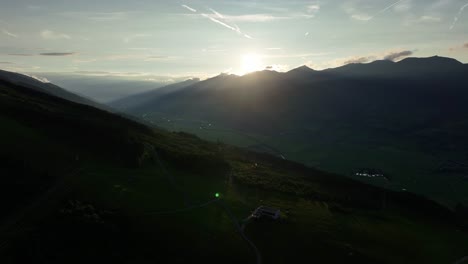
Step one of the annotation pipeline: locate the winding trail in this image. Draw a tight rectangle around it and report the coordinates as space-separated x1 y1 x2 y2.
150 154 262 264
219 199 262 264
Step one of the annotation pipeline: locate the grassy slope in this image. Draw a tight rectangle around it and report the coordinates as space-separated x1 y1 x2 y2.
0 80 467 263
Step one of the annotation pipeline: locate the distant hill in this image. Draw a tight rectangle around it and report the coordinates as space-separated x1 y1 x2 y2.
38 73 189 103
0 69 108 110
110 56 468 205
109 78 200 109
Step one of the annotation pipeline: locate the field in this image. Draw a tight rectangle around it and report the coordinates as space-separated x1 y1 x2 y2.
140 112 468 208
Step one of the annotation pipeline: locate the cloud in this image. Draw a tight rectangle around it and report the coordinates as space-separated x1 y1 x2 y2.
312 49 416 69
124 33 152 43
383 50 413 61
0 61 14 64
344 56 377 64
265 52 333 59
264 64 290 72
222 14 288 22
41 30 71 40
346 0 406 21
450 2 468 30
19 73 50 83
351 14 373 21
61 12 128 21
2 29 18 38
144 55 179 61
419 15 442 22
393 0 412 13
306 4 320 15
8 53 34 56
40 52 76 56
181 4 197 13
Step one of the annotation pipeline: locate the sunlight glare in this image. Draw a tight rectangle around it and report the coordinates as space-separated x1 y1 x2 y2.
241 53 263 74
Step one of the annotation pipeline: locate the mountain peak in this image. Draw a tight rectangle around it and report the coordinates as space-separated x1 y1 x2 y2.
289 65 315 73
398 55 463 66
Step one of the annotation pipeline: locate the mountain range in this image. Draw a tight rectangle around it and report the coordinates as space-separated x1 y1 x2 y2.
110 56 468 206
1 64 468 263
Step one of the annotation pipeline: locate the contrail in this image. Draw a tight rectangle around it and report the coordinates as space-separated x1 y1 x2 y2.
201 8 253 39
369 0 405 20
201 14 240 32
209 8 224 19
1 29 18 38
181 4 197 13
450 2 468 30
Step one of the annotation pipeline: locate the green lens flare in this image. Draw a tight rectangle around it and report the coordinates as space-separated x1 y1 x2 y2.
215 193 220 198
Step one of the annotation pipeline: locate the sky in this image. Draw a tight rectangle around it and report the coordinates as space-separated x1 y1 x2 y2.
0 0 467 79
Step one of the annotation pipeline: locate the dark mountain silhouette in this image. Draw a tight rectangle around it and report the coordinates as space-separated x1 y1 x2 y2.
111 56 468 204
1 68 468 263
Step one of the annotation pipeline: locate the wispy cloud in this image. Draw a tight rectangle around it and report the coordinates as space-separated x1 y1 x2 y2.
61 12 128 21
222 14 288 22
347 0 406 21
41 30 71 40
449 42 468 51
144 55 179 61
306 4 320 16
2 29 18 38
450 2 468 30
124 33 152 43
312 49 415 69
265 52 333 59
418 16 442 23
344 56 377 64
8 53 34 56
181 4 197 13
40 52 76 56
383 50 413 61
24 74 50 83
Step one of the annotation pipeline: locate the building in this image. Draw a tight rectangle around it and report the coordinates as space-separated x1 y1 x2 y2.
354 168 389 181
251 206 281 220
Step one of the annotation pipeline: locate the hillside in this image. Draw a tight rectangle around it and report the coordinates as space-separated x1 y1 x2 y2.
111 56 468 206
0 70 109 111
1 71 468 263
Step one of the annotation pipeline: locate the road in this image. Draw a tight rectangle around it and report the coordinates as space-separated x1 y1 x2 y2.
149 156 262 264
219 199 262 264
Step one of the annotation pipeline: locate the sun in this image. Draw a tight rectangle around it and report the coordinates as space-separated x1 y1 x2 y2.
241 53 263 74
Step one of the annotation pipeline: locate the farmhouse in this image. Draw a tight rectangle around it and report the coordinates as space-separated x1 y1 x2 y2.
251 206 281 220
354 168 387 180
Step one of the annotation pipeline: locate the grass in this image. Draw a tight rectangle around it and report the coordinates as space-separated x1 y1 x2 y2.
2 79 468 263
145 113 468 208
